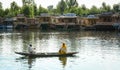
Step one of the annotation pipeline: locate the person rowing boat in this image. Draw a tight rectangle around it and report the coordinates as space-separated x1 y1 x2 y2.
59 43 67 54
28 44 35 53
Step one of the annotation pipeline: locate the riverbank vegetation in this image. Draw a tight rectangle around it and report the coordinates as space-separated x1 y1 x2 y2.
0 0 120 18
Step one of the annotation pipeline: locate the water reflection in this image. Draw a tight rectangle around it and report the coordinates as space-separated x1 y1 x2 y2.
59 57 67 68
27 57 35 69
16 56 68 70
1 30 120 70
16 56 36 70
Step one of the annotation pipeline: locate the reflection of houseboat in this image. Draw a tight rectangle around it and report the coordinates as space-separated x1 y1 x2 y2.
36 13 52 30
52 13 80 30
94 12 116 30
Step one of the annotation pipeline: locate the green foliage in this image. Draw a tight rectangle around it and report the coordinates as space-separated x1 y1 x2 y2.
4 8 12 17
0 9 4 17
0 0 119 17
75 7 83 16
29 6 34 18
21 5 34 18
0 2 2 9
100 2 111 13
0 2 4 17
57 0 67 14
69 7 78 14
51 9 58 15
22 0 35 18
81 4 87 10
34 5 37 16
113 3 120 12
38 5 48 15
10 1 20 17
47 5 53 14
22 5 30 17
66 0 78 9
90 5 100 14
81 4 89 16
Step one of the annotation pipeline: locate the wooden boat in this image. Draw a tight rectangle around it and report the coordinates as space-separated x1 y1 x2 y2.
15 52 78 57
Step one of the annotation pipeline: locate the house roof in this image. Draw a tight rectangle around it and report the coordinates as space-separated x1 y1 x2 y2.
99 12 114 17
4 18 17 21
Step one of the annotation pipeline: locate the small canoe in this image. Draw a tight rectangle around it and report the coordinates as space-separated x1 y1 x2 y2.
15 52 78 57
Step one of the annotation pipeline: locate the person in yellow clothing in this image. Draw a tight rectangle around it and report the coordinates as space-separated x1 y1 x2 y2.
59 43 67 54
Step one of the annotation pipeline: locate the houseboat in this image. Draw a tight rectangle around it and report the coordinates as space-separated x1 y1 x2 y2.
26 18 38 29
94 12 116 30
14 14 28 29
0 17 3 24
112 13 120 30
80 15 99 30
36 13 52 30
52 13 80 31
2 18 16 29
0 17 4 29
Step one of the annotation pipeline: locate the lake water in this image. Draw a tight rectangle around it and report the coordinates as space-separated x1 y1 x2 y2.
0 30 120 70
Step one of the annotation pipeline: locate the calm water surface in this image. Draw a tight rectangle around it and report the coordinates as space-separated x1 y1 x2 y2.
0 30 120 70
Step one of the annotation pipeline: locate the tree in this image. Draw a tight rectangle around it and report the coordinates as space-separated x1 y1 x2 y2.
4 8 12 17
0 2 2 9
81 4 87 10
38 5 48 15
0 2 4 17
68 7 80 15
106 5 111 12
100 2 107 12
90 5 100 14
74 7 82 16
65 0 78 9
102 2 106 9
113 3 120 12
47 5 53 13
22 0 35 18
22 5 31 17
22 0 35 6
52 9 58 15
57 0 67 14
101 2 111 12
81 4 89 16
34 4 37 16
22 0 26 6
10 1 20 16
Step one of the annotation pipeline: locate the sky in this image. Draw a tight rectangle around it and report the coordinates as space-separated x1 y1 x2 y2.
0 0 120 9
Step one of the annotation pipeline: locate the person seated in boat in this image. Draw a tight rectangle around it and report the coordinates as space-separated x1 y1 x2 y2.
59 43 67 54
28 44 35 53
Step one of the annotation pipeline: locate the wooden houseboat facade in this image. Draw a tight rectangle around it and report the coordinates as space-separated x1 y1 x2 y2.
52 13 80 30
112 13 120 30
0 12 119 31
36 13 52 30
94 12 116 30
0 17 16 29
80 15 99 30
26 18 39 29
0 17 4 29
14 14 28 29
